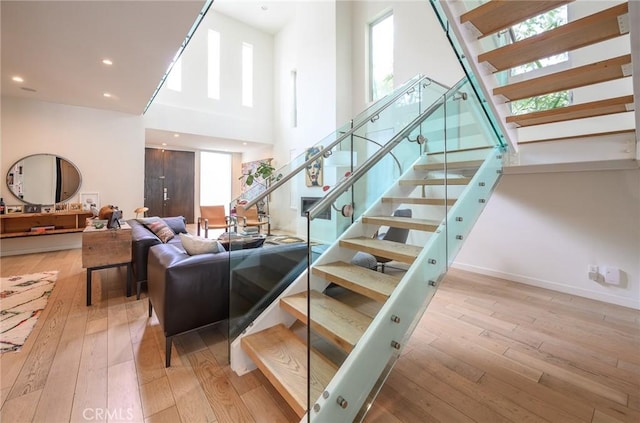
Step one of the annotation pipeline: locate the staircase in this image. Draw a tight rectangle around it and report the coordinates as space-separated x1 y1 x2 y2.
434 0 638 164
239 151 498 420
230 76 504 423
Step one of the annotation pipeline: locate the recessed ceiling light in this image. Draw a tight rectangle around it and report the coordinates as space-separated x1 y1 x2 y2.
12 76 24 83
242 142 247 145
103 92 112 98
173 133 180 138
102 59 113 65
261 5 268 11
162 143 167 146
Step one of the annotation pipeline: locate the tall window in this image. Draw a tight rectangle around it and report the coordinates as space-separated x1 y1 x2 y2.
242 42 254 107
200 151 231 212
208 30 220 99
166 57 182 92
369 12 394 102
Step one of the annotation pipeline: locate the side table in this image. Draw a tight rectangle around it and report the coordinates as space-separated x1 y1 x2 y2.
82 222 132 306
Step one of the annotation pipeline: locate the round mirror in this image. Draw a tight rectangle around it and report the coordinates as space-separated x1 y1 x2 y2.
6 154 81 205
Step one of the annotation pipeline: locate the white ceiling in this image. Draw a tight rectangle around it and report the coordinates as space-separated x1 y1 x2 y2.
1 1 204 115
1 0 292 154
212 0 294 35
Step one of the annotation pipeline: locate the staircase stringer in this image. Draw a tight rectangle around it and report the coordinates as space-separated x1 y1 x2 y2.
434 1 519 153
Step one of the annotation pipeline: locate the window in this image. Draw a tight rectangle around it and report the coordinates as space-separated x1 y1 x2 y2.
509 5 570 114
208 30 220 99
510 5 568 76
166 57 182 92
369 12 394 102
200 151 231 212
242 42 254 107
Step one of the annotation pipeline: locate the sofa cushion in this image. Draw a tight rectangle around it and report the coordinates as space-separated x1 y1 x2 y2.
179 233 224 255
161 216 188 235
139 217 174 243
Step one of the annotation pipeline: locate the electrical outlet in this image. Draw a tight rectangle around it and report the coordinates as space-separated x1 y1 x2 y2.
588 264 599 281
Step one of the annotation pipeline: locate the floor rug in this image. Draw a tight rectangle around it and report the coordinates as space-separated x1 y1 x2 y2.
266 235 306 245
1 271 58 353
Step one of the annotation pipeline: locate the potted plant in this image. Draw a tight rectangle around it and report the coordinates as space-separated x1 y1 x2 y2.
238 160 283 215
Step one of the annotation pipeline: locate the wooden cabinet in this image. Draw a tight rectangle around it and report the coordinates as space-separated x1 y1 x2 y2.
0 210 93 238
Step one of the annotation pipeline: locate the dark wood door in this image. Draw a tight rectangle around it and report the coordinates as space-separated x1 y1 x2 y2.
144 148 165 217
164 150 194 221
144 148 195 223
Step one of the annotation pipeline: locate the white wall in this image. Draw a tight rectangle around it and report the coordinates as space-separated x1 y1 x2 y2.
270 1 338 234
349 0 463 115
145 10 274 145
1 97 144 256
455 168 640 309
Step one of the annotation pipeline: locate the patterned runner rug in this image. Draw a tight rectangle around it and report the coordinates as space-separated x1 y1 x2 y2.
1 271 58 353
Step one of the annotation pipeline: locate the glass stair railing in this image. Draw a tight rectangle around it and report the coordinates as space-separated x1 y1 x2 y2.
227 74 449 342
231 74 506 423
303 76 505 422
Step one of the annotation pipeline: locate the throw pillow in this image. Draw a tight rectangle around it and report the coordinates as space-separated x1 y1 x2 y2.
162 216 187 234
139 217 175 243
179 233 223 255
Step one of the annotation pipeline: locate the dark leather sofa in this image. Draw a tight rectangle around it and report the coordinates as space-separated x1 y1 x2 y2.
127 217 187 299
146 241 308 367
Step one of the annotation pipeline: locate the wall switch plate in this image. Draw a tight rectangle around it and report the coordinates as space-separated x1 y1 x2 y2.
602 266 622 285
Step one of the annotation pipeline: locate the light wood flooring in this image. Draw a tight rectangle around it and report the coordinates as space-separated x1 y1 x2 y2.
1 249 638 422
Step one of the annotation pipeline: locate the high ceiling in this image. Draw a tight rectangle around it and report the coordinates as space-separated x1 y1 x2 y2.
1 0 292 153
1 0 204 115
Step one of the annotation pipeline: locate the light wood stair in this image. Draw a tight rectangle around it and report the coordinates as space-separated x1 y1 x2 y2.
399 177 470 186
477 2 629 73
381 197 456 206
460 0 573 38
339 237 422 264
506 95 634 127
241 324 338 418
494 54 632 102
413 159 485 171
362 215 440 232
280 290 372 353
312 262 400 302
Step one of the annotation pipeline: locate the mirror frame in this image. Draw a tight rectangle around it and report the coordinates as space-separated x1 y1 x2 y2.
5 154 82 205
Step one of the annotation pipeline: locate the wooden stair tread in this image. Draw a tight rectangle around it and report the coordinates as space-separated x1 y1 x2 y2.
241 324 337 417
478 3 629 72
381 197 456 206
399 177 470 186
339 237 422 264
460 0 573 38
313 261 400 302
413 159 484 171
362 216 440 232
280 290 373 352
494 54 632 101
506 95 634 127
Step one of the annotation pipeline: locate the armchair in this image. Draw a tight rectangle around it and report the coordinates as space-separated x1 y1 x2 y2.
197 205 233 238
236 205 270 235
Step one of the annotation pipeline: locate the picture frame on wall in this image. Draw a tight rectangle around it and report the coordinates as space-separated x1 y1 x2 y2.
6 205 23 214
304 146 323 187
80 192 100 211
24 204 41 214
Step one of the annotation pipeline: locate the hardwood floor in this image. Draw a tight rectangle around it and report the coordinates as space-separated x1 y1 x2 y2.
1 250 638 422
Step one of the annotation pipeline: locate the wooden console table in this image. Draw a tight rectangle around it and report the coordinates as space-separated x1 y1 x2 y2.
82 222 132 306
0 210 93 238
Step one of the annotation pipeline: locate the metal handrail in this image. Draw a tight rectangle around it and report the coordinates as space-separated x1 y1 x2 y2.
306 77 470 220
241 75 445 210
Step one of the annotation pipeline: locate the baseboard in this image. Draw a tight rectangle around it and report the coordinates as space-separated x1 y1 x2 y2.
452 262 640 310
